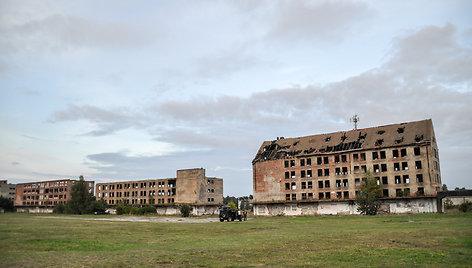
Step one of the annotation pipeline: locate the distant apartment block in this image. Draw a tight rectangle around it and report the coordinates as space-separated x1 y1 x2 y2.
95 168 223 215
252 119 442 215
0 180 16 202
15 179 94 213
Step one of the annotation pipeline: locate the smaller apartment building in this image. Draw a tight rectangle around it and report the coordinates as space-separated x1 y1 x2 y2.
95 168 223 210
0 180 16 202
14 179 95 211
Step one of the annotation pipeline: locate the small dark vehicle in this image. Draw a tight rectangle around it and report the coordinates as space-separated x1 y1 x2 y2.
219 205 242 222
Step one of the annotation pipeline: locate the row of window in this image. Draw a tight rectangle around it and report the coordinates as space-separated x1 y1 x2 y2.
284 187 425 201
285 174 425 191
99 189 176 198
285 161 423 179
284 147 423 168
98 181 175 191
22 194 67 200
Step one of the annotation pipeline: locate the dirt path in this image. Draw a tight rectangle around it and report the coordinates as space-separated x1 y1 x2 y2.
38 215 222 223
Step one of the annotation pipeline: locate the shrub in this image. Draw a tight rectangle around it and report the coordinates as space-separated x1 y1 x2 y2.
355 172 382 215
53 202 66 214
180 204 191 217
443 198 455 210
459 201 472 212
116 202 132 215
227 202 238 211
0 196 14 212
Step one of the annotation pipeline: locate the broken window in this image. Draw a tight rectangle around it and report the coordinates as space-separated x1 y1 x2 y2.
285 183 290 190
308 181 313 189
396 189 403 197
342 167 348 175
354 166 360 174
285 172 289 179
324 156 329 164
355 178 360 186
319 192 324 199
341 155 347 162
403 175 410 184
324 180 330 188
402 162 408 170
317 157 322 165
337 192 342 199
318 169 323 177
335 155 340 163
382 176 388 185
415 161 422 169
286 194 290 200
404 188 410 196
382 189 389 197
291 171 296 179
379 151 386 159
290 160 295 167
300 159 305 166
361 165 367 173
343 179 348 187
381 164 387 172
335 167 341 175
291 182 296 190
397 127 404 134
376 177 380 185
375 139 384 146
392 149 399 158
301 181 306 189
325 192 331 199
373 164 380 173
318 181 324 188
308 193 313 199
416 174 423 183
336 180 342 188
353 153 359 162
395 176 401 184
414 147 421 156
324 169 330 176
301 170 306 178
302 193 307 200
360 153 366 161
325 136 331 142
417 187 424 195
344 191 349 199
373 152 379 160
307 170 312 178
292 194 296 200
401 148 407 157
394 163 400 171
284 160 289 168
307 158 312 166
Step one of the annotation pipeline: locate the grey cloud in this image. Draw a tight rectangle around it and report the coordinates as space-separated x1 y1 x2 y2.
11 161 20 166
266 0 371 43
0 14 154 53
49 104 145 136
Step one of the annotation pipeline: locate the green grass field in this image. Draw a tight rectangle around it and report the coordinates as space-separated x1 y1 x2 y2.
0 213 471 267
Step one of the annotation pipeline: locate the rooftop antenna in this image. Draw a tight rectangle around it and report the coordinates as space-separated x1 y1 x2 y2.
350 114 360 130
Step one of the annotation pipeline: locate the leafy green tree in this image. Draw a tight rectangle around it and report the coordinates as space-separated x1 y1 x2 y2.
227 202 238 211
0 196 14 212
65 175 106 214
355 172 382 215
180 204 191 217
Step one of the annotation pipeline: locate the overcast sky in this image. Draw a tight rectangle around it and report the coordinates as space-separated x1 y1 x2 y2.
1 0 471 196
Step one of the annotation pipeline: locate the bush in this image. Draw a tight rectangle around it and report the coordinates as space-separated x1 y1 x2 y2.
443 198 455 210
227 202 238 211
116 202 132 215
180 204 191 217
0 196 14 212
132 206 156 215
53 202 66 214
459 201 472 212
355 172 382 215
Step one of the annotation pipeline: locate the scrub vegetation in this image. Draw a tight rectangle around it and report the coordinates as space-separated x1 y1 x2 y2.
0 213 471 267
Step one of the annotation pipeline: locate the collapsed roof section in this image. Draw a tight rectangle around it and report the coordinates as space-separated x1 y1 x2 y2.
253 119 433 164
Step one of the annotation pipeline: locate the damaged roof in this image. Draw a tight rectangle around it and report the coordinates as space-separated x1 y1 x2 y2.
253 119 434 163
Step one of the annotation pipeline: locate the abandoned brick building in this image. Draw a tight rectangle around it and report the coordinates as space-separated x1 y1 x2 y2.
14 179 95 213
252 119 442 215
95 168 223 215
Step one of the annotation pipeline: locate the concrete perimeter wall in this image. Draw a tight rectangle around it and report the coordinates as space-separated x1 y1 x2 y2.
254 197 437 216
